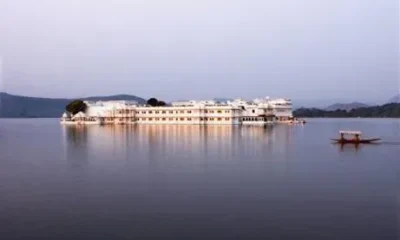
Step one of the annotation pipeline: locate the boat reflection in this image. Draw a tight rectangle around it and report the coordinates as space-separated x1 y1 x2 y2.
338 143 361 153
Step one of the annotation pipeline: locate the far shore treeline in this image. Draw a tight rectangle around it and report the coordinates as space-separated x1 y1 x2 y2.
1 92 400 118
294 103 400 118
0 92 146 118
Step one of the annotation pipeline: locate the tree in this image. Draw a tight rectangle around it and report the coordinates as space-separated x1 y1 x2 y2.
66 100 87 115
147 98 158 106
293 103 400 118
147 98 168 107
157 101 166 106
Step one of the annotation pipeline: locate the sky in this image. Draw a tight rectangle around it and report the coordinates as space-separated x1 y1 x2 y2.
0 0 399 104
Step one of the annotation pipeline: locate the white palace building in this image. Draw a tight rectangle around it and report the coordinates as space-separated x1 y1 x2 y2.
61 97 295 126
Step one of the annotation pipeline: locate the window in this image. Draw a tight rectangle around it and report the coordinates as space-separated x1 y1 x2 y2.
162 111 166 114
169 118 173 121
252 110 255 113
187 118 192 121
204 110 208 113
217 118 222 121
200 117 203 121
149 118 153 121
180 111 184 113
169 111 173 114
149 111 153 114
217 110 222 113
225 110 230 113
142 111 146 114
155 118 160 120
225 118 230 121
180 118 184 121
176 118 179 121
209 110 214 113
187 110 192 113
162 118 166 121
155 111 159 114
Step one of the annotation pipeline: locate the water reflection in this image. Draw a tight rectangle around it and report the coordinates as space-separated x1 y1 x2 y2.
337 143 361 153
335 142 386 154
61 125 295 166
62 125 89 168
3 119 400 239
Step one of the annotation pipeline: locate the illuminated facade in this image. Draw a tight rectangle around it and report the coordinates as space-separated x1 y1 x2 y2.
61 98 293 125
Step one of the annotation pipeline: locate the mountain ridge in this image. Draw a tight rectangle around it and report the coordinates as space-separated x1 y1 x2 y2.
325 102 369 111
294 103 400 118
0 92 146 118
388 94 400 103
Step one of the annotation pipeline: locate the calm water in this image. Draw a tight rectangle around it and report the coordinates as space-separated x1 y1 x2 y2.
0 119 400 239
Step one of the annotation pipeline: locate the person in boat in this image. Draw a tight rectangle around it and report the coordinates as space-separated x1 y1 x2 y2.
335 131 380 144
353 133 360 142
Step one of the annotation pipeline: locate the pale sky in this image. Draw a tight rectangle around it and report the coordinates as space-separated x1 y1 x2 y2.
0 0 398 104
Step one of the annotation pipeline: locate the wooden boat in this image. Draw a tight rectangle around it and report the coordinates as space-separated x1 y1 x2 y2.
331 131 381 144
287 118 306 124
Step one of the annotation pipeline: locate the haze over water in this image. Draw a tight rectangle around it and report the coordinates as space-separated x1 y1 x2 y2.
1 118 400 239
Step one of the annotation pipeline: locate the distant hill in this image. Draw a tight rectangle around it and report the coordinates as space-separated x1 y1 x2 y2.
388 94 400 103
325 102 369 111
0 92 146 118
294 103 400 118
213 98 233 103
83 94 146 102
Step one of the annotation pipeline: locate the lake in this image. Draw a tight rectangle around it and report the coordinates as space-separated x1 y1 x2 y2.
0 118 400 239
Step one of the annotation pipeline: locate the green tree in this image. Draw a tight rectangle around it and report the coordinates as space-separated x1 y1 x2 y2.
147 98 158 106
293 103 400 118
66 100 87 115
157 101 166 106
